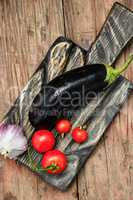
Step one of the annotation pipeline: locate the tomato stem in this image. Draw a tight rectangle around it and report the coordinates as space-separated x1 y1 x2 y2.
27 147 60 173
79 124 87 130
45 164 60 171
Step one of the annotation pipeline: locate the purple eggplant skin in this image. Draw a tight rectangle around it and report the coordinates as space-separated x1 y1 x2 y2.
29 55 133 129
29 64 107 128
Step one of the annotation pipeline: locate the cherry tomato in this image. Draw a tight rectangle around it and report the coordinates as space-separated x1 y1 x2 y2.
55 119 71 135
32 130 55 153
72 127 88 143
41 150 67 174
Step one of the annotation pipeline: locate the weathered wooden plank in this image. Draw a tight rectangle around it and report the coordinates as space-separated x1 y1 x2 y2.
60 5 110 196
63 0 96 49
103 43 133 200
63 0 133 200
0 0 77 200
100 1 133 200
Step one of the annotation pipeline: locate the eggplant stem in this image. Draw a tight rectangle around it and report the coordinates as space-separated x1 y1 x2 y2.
115 54 133 74
105 54 133 84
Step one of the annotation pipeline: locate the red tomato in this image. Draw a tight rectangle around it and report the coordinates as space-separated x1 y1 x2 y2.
41 150 67 174
55 119 71 134
32 130 55 153
72 127 88 143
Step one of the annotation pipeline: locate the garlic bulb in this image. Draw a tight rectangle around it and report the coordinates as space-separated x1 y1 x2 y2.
0 124 28 159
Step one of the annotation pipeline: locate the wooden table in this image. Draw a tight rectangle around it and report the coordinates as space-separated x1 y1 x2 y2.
0 1 133 200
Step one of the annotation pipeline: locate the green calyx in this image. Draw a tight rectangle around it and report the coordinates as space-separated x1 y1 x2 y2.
45 164 60 171
27 148 60 173
105 54 133 85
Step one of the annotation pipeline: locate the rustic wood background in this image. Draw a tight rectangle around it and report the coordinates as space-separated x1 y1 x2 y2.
0 0 133 200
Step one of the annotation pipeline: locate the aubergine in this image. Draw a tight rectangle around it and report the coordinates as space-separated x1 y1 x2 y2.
29 55 133 129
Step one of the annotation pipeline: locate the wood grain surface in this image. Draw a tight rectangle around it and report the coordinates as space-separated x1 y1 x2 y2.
0 0 132 200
